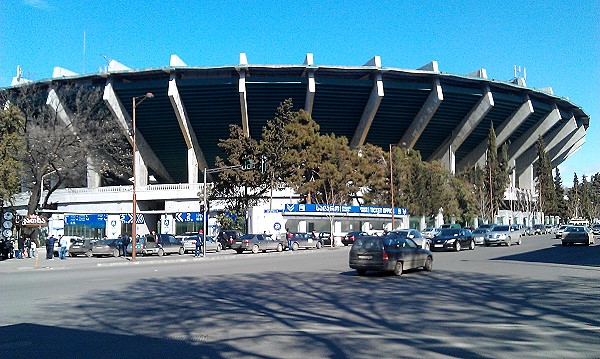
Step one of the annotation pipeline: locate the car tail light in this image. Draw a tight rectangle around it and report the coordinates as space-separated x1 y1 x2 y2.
382 252 389 261
350 235 356 241
243 239 250 245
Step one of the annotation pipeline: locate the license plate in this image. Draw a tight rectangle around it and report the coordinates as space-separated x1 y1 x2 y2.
358 255 372 260
434 244 443 247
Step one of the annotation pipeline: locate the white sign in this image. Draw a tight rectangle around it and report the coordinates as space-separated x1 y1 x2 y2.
106 215 121 238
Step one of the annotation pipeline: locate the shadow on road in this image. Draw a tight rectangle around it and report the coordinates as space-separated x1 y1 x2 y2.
3 260 600 357
492 243 600 267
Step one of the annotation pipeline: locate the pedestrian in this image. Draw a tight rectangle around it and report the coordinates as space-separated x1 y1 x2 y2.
121 234 130 257
195 230 204 257
31 238 37 258
25 237 32 258
16 236 24 259
150 230 158 243
286 228 293 251
46 234 56 259
58 235 69 260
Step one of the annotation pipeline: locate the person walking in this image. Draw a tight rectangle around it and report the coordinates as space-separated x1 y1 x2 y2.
16 236 24 259
46 235 56 260
121 234 130 258
58 235 69 260
25 237 32 258
194 230 204 257
286 228 293 251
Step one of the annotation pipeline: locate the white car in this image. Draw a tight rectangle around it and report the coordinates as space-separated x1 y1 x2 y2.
555 225 567 239
472 228 490 245
421 227 440 239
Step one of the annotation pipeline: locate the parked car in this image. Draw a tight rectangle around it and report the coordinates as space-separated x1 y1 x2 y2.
231 234 284 254
591 224 600 235
349 235 433 276
319 231 334 246
561 226 595 246
522 226 533 236
388 229 430 250
430 228 475 251
472 228 490 245
421 227 440 239
181 234 222 253
288 232 323 250
141 234 184 256
555 225 568 239
532 224 546 235
217 230 243 249
92 238 123 257
485 225 522 246
68 238 96 257
341 231 369 246
53 235 82 256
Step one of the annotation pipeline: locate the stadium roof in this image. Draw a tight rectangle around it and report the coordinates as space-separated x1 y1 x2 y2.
3 54 590 186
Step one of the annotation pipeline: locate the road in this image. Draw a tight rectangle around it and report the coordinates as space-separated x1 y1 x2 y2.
1 235 599 358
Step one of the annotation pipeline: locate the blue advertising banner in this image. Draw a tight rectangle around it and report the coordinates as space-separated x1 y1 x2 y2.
65 214 108 228
283 203 408 216
175 212 203 222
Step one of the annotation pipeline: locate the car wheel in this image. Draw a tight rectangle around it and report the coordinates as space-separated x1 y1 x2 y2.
424 256 433 271
562 242 567 246
292 242 299 251
485 243 490 247
251 244 259 254
506 237 512 246
236 249 244 254
454 242 461 252
393 261 403 276
216 243 222 252
517 237 522 245
276 243 283 252
316 241 322 249
469 240 475 250
178 247 184 255
157 248 164 256
69 252 75 257
112 249 119 257
356 269 366 276
85 250 93 258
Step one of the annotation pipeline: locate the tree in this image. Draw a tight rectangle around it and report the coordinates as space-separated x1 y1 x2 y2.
3 83 131 215
553 167 569 220
485 122 509 222
357 143 389 206
0 103 25 207
533 137 556 218
212 124 267 224
459 164 489 224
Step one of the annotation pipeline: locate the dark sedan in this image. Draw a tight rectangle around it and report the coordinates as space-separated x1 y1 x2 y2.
92 238 122 257
341 231 369 246
430 228 475 251
68 238 96 257
231 234 284 254
349 235 433 276
561 226 595 246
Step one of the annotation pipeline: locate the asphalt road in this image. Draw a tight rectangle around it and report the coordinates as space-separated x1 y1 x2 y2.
1 235 599 358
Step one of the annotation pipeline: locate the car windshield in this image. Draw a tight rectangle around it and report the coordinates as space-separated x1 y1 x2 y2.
492 226 509 232
473 229 488 234
352 238 383 251
439 229 460 236
388 231 409 238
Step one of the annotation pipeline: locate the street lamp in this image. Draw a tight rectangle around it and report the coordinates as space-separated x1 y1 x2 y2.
131 92 153 261
389 144 395 230
39 168 62 211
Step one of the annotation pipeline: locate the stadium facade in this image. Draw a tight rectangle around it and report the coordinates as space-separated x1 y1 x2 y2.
3 53 590 237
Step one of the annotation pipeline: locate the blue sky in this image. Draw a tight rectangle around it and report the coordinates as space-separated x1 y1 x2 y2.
1 0 598 186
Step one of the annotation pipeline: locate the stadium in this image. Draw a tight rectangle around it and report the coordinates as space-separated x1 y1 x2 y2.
2 53 591 238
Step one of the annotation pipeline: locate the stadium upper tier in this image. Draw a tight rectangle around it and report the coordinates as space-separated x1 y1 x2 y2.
4 54 590 187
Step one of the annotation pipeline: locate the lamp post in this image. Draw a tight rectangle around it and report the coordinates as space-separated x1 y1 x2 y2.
389 144 395 230
38 169 60 212
131 92 153 261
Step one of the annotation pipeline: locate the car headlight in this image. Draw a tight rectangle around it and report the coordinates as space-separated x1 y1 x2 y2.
446 239 456 243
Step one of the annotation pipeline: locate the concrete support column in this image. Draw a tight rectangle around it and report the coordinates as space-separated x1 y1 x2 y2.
350 63 384 148
298 220 307 233
304 53 316 114
518 165 535 191
430 86 494 165
457 97 533 171
508 105 560 164
86 156 101 188
238 53 250 137
400 78 443 149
